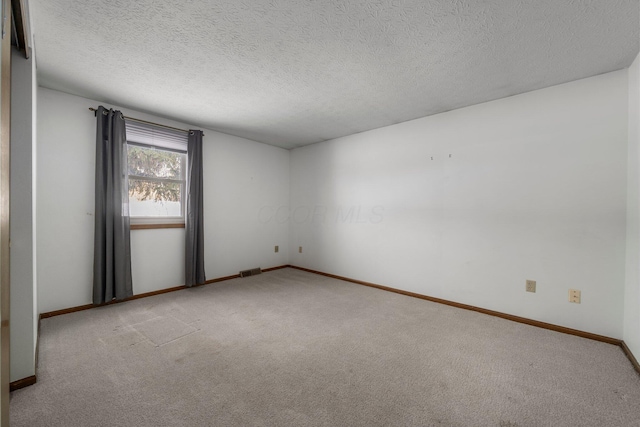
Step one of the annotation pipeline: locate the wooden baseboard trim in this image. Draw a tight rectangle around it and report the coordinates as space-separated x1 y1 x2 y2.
201 265 290 283
620 341 640 375
204 274 239 284
10 375 36 392
262 265 290 272
40 285 196 319
40 303 94 319
289 266 622 346
40 266 291 319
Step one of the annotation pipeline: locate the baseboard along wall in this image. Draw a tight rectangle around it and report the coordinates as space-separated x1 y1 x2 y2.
17 265 289 390
21 264 637 391
39 265 290 319
288 265 640 376
621 341 640 375
9 375 36 392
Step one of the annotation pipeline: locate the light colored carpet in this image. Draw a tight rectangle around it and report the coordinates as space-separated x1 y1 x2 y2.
10 268 640 426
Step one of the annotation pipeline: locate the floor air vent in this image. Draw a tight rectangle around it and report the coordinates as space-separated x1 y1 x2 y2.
239 268 262 278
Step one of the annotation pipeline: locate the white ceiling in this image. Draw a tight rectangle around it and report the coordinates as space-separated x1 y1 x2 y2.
31 0 639 149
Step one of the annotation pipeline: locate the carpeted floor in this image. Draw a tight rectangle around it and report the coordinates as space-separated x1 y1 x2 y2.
10 268 640 426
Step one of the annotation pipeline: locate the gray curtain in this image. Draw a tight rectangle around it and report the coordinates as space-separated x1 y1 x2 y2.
185 130 206 287
93 106 133 305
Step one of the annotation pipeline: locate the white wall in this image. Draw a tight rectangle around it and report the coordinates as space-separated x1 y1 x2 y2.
37 88 289 313
33 63 636 350
290 70 628 338
625 53 640 359
10 47 36 382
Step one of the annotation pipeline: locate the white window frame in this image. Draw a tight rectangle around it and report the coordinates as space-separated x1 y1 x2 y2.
125 120 188 226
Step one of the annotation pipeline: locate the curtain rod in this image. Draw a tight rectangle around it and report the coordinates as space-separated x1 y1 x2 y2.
88 107 203 135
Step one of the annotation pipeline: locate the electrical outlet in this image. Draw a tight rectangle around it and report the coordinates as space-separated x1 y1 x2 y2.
274 245 279 253
526 280 536 293
569 289 581 304
299 246 302 253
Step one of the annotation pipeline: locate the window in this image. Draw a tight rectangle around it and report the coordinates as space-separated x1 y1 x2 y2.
125 120 188 225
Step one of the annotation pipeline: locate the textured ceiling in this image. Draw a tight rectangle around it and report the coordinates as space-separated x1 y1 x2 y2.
31 0 639 149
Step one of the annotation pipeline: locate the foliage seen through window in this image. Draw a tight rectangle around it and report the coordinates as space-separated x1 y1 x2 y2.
127 145 186 218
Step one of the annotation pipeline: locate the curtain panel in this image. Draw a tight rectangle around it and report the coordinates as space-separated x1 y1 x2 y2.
93 106 133 304
185 130 206 287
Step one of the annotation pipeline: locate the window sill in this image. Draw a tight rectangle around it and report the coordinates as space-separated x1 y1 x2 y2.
131 223 185 230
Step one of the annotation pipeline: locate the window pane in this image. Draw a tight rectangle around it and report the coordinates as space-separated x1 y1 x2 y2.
129 179 182 217
128 145 184 179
